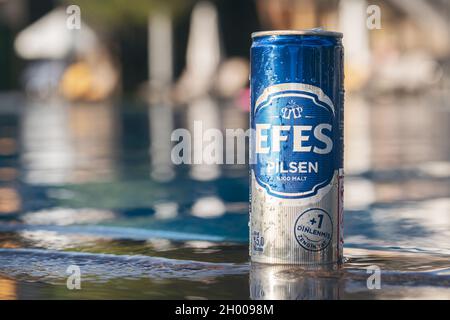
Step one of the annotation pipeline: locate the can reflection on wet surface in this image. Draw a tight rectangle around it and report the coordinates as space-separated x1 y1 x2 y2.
250 263 343 300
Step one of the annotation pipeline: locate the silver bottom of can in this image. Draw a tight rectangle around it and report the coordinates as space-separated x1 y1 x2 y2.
250 170 344 265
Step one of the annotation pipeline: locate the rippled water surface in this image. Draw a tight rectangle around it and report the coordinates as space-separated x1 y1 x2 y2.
0 95 449 299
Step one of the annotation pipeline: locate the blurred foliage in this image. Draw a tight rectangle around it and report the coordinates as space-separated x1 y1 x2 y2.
61 0 196 30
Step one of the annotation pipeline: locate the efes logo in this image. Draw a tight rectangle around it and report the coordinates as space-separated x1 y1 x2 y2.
252 83 336 199
281 100 303 119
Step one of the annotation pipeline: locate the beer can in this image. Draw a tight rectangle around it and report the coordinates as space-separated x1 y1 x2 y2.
250 30 344 264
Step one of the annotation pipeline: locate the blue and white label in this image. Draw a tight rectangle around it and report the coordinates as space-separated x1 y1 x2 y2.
252 83 336 199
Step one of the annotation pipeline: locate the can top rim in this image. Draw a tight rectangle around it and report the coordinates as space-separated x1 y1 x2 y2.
251 29 343 38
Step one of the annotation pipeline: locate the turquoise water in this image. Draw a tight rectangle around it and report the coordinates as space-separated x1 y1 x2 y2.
0 96 449 299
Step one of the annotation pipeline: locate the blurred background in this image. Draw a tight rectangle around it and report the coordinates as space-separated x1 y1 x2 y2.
0 0 449 299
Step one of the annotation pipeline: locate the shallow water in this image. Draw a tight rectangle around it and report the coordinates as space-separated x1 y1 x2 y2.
0 95 449 299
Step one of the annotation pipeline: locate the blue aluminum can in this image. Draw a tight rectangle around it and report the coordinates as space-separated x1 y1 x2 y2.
250 30 344 264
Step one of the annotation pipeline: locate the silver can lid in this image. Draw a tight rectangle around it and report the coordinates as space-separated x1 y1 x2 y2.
252 28 343 38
